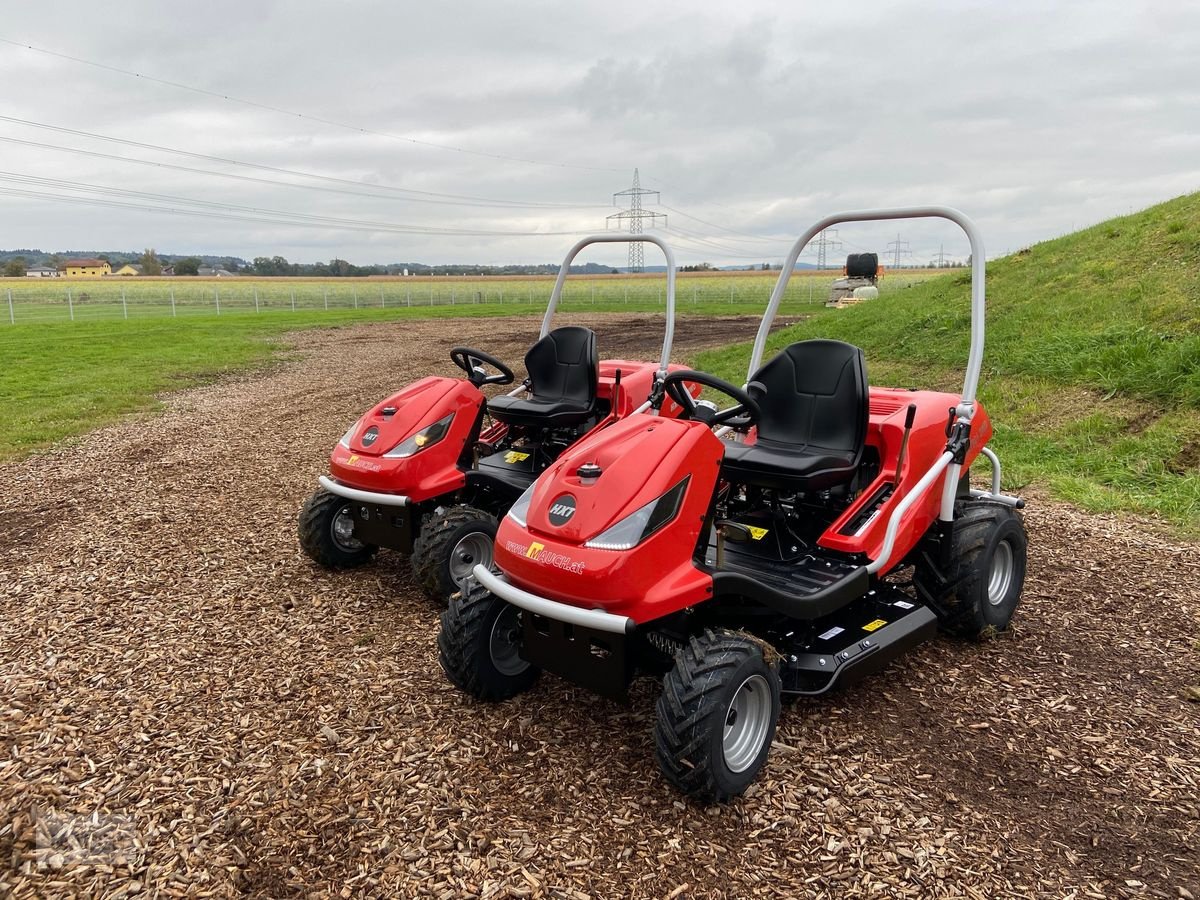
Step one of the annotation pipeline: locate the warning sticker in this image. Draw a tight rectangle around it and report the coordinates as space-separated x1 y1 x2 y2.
746 526 769 541
504 451 531 464
892 600 915 610
862 619 888 632
817 626 844 641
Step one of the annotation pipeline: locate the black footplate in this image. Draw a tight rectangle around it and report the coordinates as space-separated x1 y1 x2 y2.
521 613 632 702
467 446 542 499
705 537 869 620
774 587 937 695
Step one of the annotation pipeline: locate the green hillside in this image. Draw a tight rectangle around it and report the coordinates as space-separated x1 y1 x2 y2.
696 192 1200 531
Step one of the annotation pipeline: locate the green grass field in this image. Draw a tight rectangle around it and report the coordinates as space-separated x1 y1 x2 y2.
696 193 1200 532
0 271 935 459
1 269 921 324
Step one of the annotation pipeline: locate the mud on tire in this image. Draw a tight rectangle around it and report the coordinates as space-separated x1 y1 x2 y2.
654 629 781 804
913 500 1027 640
411 505 498 602
439 582 539 701
298 489 376 569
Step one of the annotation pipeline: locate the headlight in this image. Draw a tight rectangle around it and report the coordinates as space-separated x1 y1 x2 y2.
584 477 689 551
506 483 536 528
337 419 360 449
383 413 455 458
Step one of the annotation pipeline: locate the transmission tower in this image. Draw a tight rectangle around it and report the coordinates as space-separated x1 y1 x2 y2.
932 243 950 268
607 168 666 272
811 228 843 270
886 233 913 269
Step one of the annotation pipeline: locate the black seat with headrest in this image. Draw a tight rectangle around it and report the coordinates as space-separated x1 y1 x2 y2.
487 326 599 427
721 339 868 492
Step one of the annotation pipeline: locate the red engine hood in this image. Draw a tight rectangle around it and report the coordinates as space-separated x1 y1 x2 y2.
345 376 481 456
521 413 722 544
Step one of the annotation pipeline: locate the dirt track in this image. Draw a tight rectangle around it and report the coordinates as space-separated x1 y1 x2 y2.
1 314 1197 898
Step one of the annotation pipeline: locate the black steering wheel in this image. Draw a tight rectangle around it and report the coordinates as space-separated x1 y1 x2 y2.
450 347 515 387
662 370 761 428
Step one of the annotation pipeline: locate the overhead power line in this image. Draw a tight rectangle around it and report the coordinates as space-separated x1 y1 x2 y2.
0 115 604 210
0 184 597 240
0 36 624 174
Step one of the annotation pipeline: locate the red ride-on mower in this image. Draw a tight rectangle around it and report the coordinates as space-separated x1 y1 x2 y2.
440 208 1029 803
299 235 697 599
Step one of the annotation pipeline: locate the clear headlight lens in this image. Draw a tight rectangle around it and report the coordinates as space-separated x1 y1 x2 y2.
337 419 360 449
383 413 455 458
506 483 536 528
584 477 689 551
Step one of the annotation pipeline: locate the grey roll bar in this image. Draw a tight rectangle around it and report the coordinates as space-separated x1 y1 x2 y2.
540 233 677 382
745 207 992 570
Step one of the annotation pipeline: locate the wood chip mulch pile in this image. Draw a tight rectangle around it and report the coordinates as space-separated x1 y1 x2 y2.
1 315 1197 898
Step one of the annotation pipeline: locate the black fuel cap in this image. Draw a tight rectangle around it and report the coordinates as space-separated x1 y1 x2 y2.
577 462 602 482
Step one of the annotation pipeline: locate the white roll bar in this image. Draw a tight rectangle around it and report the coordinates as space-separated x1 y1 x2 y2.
541 234 677 380
748 207 987 524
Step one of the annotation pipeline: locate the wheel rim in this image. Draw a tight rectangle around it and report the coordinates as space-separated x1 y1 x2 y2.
488 605 529 677
722 674 772 773
449 532 494 590
988 539 1015 606
330 505 364 552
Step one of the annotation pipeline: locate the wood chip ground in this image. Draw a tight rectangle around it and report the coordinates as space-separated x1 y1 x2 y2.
1 315 1197 898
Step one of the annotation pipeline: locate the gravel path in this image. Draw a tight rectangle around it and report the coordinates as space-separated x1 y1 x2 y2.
1 314 1198 898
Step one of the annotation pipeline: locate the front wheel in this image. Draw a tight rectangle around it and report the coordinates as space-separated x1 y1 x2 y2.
411 505 499 602
913 500 1028 639
298 489 376 569
439 583 540 701
654 629 781 804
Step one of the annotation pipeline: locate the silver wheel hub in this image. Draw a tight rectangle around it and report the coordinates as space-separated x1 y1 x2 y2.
449 532 494 590
988 539 1015 606
723 673 772 773
331 506 364 552
489 605 529 677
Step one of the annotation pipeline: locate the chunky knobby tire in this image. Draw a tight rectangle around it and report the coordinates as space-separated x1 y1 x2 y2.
410 505 499 602
297 489 376 569
913 500 1027 640
654 629 781 804
439 582 539 701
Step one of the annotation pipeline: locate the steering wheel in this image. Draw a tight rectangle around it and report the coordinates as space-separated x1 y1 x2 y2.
450 347 515 387
662 370 761 428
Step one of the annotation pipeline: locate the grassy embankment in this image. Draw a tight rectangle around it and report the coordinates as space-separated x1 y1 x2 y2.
695 193 1200 531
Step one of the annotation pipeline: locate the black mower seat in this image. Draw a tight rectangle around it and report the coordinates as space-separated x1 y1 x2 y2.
488 326 599 428
721 339 868 493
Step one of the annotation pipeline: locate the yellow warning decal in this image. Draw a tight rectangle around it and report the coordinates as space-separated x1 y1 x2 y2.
504 451 531 464
746 526 769 541
862 619 887 632
526 542 544 559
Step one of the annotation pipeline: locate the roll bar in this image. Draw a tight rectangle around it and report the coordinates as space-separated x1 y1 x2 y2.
541 234 677 380
746 207 988 541
748 207 985 410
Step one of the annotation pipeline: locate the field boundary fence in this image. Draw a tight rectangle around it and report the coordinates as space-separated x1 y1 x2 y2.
2 274 930 325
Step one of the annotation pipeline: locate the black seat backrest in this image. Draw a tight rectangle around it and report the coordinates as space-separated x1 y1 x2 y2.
525 326 598 406
750 339 868 457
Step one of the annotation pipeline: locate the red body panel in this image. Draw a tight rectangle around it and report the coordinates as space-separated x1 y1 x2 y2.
325 361 695 506
494 388 996 627
817 388 993 558
329 376 482 503
496 415 722 620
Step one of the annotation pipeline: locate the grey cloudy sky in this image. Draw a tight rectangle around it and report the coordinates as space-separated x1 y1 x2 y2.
2 0 1198 267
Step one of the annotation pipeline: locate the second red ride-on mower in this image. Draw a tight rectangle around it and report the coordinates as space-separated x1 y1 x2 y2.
299 235 695 599
440 208 1029 803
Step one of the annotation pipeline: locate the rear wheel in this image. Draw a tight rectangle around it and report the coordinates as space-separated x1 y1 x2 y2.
298 489 376 569
411 505 498 602
913 501 1027 639
439 582 539 701
654 629 781 804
